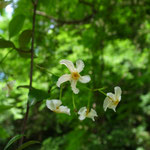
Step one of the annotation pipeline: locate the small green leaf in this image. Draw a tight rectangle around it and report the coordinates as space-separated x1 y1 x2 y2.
9 15 25 38
16 141 40 150
19 29 32 48
0 105 13 114
0 39 15 48
28 88 50 106
3 134 24 150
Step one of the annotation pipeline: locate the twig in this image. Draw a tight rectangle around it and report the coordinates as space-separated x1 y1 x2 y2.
19 0 38 146
36 10 94 25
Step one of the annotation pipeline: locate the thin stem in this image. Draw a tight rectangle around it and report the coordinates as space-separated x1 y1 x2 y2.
36 64 59 76
19 0 38 146
72 93 76 111
97 90 107 97
59 85 63 100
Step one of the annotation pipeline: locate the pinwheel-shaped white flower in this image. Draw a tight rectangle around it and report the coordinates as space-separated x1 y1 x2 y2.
46 99 70 115
56 59 91 94
103 86 122 112
78 107 98 121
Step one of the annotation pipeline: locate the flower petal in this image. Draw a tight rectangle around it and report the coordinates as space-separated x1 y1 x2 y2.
78 107 87 115
79 75 91 83
56 74 71 87
76 60 84 73
107 93 115 101
60 59 76 72
87 109 98 121
59 106 71 115
108 103 117 112
46 99 62 111
71 80 79 94
79 114 86 120
103 97 112 111
78 107 87 121
114 86 122 101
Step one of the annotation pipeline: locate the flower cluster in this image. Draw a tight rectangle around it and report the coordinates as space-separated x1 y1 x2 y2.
46 59 122 121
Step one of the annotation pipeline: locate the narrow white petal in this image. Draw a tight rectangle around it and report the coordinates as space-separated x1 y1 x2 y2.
78 107 87 121
103 97 111 111
114 86 122 101
71 80 79 94
79 75 91 83
60 59 76 72
78 107 87 115
87 109 98 121
46 100 55 111
108 103 117 112
107 93 115 101
46 99 62 111
59 106 71 115
56 74 71 87
76 60 84 73
79 114 86 120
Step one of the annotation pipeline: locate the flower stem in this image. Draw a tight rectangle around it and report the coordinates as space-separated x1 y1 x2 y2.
59 85 63 100
72 93 76 111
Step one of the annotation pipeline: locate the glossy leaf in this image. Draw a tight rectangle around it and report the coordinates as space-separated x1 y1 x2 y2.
9 15 25 38
3 134 24 150
16 141 40 150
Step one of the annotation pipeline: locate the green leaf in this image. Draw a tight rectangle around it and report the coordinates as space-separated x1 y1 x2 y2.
3 134 24 150
0 105 13 114
16 141 40 150
0 39 15 48
28 88 50 106
9 15 25 38
19 29 32 48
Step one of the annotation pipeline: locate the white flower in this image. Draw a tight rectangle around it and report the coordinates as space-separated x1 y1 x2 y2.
78 107 98 121
46 99 70 115
103 86 122 112
56 59 91 94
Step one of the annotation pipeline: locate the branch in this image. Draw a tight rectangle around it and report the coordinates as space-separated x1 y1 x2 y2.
15 47 31 53
19 0 38 146
36 10 94 25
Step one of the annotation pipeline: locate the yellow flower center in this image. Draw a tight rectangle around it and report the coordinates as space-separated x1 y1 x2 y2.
113 100 119 106
108 96 119 106
86 109 89 116
71 72 80 80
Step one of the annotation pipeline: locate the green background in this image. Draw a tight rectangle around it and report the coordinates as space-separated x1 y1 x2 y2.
0 0 150 149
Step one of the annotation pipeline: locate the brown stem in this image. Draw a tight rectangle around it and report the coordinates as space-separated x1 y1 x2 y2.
18 0 38 146
36 10 94 25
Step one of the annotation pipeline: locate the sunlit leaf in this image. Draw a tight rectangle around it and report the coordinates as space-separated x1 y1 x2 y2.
3 134 24 150
16 140 40 150
9 15 25 38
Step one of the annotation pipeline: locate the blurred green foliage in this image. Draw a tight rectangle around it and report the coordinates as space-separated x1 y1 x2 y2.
0 0 150 149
